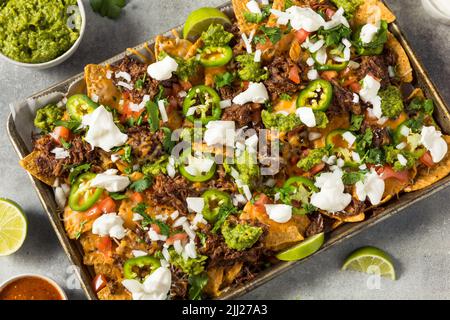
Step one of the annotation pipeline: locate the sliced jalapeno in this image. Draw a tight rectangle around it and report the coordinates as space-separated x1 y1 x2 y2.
182 85 222 125
202 189 232 222
297 79 333 111
283 176 318 193
68 172 104 212
282 176 317 214
66 94 99 121
313 49 349 71
178 149 216 182
199 46 233 67
123 256 161 281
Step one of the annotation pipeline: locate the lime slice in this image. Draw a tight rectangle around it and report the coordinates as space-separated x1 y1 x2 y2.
342 246 396 280
275 232 325 261
0 198 27 256
183 7 231 40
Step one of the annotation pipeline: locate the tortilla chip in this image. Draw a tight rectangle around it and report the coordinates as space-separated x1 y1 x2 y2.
64 206 93 239
97 286 131 300
241 202 306 251
405 136 450 192
232 0 259 34
354 0 396 25
154 35 193 59
85 64 121 109
407 88 425 101
223 262 244 286
289 39 302 62
185 38 203 59
386 32 413 83
19 151 55 186
322 211 365 223
204 267 224 297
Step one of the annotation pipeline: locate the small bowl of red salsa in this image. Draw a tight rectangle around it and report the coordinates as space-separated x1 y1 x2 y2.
0 274 67 300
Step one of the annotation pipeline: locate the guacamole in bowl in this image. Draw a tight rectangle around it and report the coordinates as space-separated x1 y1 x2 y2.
0 0 84 67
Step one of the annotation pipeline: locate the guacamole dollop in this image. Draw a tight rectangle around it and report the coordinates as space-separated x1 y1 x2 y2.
379 85 404 119
0 0 81 63
221 220 263 251
34 103 64 132
236 149 260 186
330 0 364 16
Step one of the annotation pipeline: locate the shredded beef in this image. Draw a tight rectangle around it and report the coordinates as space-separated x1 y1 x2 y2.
33 135 98 178
357 55 391 88
372 127 391 147
203 165 237 194
305 213 324 237
149 175 196 214
170 268 189 299
330 82 363 115
218 84 242 100
263 56 299 101
221 103 262 128
126 126 165 164
112 56 161 103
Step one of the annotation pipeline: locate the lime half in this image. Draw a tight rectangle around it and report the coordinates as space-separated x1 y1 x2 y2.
276 232 325 261
0 198 27 256
342 246 396 280
183 7 231 40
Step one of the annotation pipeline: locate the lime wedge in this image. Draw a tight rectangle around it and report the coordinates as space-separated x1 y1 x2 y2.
275 232 325 261
342 246 396 280
0 198 27 256
183 7 231 40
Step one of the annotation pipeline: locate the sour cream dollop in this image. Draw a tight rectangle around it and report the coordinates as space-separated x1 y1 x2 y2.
147 56 178 81
310 170 352 212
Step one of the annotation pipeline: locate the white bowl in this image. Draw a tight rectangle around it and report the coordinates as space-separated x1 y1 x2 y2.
0 274 68 300
0 0 86 69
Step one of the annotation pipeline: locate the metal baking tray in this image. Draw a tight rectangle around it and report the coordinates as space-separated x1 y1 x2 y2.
6 1 450 300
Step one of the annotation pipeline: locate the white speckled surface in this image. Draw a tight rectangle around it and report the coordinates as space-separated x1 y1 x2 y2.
0 0 449 300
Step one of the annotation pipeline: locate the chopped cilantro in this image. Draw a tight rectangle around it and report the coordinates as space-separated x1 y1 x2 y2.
130 176 152 192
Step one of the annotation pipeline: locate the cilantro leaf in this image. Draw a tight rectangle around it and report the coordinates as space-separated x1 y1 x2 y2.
188 273 209 300
68 163 91 184
214 72 235 89
244 5 271 24
90 0 126 20
258 26 282 44
211 205 237 234
318 24 352 47
130 176 153 192
342 171 368 185
60 137 72 150
349 114 364 131
280 93 292 101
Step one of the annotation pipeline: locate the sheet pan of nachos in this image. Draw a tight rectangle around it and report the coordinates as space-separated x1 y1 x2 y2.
7 0 450 300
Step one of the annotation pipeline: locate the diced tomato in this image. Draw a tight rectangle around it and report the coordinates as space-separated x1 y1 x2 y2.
309 162 326 175
295 29 310 44
85 197 116 219
166 233 188 245
98 197 116 213
325 8 336 19
289 65 301 84
151 223 161 234
97 236 112 256
349 81 362 93
320 70 338 81
130 192 143 203
180 81 192 91
92 274 107 293
85 205 102 220
420 151 435 168
376 166 409 183
52 126 70 144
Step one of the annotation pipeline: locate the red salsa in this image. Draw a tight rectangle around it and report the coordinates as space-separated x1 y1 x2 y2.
0 276 63 300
